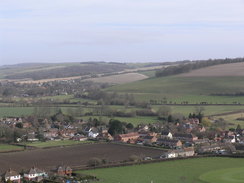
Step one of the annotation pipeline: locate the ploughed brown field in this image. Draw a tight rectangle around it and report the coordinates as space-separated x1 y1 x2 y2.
180 62 244 77
0 143 163 173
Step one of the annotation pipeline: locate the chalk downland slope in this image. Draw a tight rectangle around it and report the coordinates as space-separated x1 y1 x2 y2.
108 62 244 103
85 73 148 84
180 62 244 77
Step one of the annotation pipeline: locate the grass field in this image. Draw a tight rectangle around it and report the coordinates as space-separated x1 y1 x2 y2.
199 167 244 183
0 107 34 117
80 157 244 183
0 144 24 152
21 140 91 148
166 105 244 116
108 76 244 104
213 112 244 128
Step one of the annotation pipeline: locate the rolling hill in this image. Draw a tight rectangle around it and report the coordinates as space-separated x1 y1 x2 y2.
107 62 244 104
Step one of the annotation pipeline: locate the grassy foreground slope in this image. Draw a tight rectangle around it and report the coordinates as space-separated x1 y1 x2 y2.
81 157 244 183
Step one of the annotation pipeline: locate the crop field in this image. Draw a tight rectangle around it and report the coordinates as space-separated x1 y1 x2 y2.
0 143 163 173
81 157 244 183
0 144 24 152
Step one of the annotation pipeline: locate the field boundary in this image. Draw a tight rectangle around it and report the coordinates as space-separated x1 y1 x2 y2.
73 154 244 171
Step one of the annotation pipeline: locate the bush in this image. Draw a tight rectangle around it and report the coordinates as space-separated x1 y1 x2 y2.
129 155 141 162
88 157 104 167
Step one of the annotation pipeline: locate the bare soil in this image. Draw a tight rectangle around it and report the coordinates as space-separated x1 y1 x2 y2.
180 62 244 77
0 143 163 173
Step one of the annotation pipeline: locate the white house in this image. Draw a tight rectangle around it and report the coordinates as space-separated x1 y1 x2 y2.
161 131 173 139
4 169 21 183
165 151 177 158
24 167 47 181
88 128 99 138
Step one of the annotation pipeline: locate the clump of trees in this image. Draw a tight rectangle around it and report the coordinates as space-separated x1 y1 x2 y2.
108 119 134 136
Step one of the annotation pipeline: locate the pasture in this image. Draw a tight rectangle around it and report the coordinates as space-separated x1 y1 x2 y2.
21 140 91 148
199 167 244 183
212 112 244 128
81 157 244 183
108 76 244 104
0 144 24 152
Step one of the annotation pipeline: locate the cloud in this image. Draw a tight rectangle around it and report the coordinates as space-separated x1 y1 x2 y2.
0 0 244 64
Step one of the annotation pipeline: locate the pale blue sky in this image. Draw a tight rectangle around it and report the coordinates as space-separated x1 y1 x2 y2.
0 0 244 65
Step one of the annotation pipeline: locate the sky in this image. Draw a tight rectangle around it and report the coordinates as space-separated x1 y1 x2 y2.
0 0 244 65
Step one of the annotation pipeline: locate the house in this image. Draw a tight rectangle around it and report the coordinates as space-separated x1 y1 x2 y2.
55 166 72 176
138 124 150 132
24 167 47 182
27 133 39 142
114 132 139 143
72 134 88 141
96 132 113 141
157 138 182 148
174 133 198 142
43 128 59 139
176 147 195 157
197 144 222 153
97 125 108 134
223 135 236 143
187 118 200 124
4 169 21 183
161 131 173 139
142 135 157 144
88 127 99 139
59 129 76 138
162 151 177 158
162 148 195 158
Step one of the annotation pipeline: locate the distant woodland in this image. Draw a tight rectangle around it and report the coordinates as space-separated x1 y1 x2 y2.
5 62 129 80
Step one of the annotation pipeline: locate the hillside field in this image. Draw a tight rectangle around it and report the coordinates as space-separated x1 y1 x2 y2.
181 62 244 77
108 76 244 104
84 73 148 84
81 157 244 183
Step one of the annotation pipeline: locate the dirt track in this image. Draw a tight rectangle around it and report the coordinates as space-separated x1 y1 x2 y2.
0 143 163 173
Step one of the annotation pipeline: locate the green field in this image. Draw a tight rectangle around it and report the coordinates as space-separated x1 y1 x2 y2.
0 144 24 152
22 140 91 148
80 157 244 183
0 107 34 117
212 113 244 128
108 76 244 104
199 167 244 183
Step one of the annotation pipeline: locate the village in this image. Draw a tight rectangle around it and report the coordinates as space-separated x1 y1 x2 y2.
1 111 244 182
